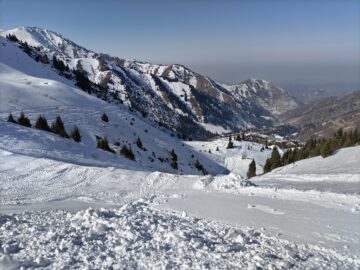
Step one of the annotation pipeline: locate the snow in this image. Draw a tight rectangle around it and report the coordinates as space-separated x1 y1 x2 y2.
2 199 358 270
200 123 230 134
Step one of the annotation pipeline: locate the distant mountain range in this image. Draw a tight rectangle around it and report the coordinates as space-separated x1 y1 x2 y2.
280 91 360 139
1 27 299 139
279 82 359 105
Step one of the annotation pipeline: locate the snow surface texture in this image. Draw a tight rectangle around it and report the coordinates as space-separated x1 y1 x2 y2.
1 199 359 270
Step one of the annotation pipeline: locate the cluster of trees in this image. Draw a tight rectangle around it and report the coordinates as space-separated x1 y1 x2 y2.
7 112 81 142
52 56 70 73
263 128 360 174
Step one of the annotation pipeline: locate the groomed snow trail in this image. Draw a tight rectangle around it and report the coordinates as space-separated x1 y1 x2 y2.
1 199 359 270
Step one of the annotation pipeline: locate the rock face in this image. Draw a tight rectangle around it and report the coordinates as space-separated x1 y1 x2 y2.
280 91 360 139
1 27 299 138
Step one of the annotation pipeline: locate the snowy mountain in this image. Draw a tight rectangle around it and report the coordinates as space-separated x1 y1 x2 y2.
223 78 299 115
0 35 226 175
1 27 299 138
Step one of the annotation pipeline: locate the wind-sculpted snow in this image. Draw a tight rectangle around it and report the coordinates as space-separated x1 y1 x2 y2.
1 199 359 270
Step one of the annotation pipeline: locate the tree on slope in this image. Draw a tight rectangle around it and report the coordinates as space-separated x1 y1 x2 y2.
51 116 69 138
227 135 234 149
97 137 115 153
71 126 81 142
170 149 178 170
270 147 281 170
101 113 109 122
18 112 31 127
7 113 17 124
247 159 256 178
120 145 135 160
34 115 51 132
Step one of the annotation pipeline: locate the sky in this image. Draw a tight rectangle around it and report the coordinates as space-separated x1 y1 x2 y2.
1 0 359 85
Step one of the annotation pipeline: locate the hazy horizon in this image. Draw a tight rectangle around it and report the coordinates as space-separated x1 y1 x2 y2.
1 0 359 86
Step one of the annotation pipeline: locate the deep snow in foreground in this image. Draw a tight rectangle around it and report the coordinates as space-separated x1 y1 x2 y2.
1 199 359 270
1 146 360 269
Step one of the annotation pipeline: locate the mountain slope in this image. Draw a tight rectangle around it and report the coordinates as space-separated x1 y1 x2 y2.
223 78 299 115
0 35 225 175
1 27 298 138
280 91 360 139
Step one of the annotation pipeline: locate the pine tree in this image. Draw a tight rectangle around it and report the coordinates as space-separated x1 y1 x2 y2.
34 115 51 132
216 146 219 151
263 158 272 173
235 134 241 141
195 159 207 175
18 112 31 127
270 147 281 170
97 137 115 153
120 145 135 160
320 141 333 158
136 137 143 149
227 135 234 149
170 149 178 170
247 159 256 178
101 113 109 122
7 113 17 124
71 126 81 142
51 116 69 138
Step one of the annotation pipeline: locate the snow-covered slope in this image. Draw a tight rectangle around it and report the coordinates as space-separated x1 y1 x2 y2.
0 27 295 138
253 145 360 194
0 36 225 175
223 78 299 115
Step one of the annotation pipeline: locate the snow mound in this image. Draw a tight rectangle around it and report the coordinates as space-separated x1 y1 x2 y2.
1 199 358 270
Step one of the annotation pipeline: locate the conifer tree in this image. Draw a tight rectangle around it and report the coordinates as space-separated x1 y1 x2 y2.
34 115 51 132
195 159 207 175
120 145 135 160
320 141 333 158
270 147 281 170
170 149 178 170
97 137 115 153
51 116 69 138
247 159 256 178
136 137 143 149
7 113 17 124
101 113 109 122
263 158 272 173
227 135 234 149
18 112 31 127
71 126 81 142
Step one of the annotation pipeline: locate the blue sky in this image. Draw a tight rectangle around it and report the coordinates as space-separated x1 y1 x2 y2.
1 0 359 85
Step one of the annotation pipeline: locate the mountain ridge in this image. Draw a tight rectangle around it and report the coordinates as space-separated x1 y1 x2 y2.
1 26 299 138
